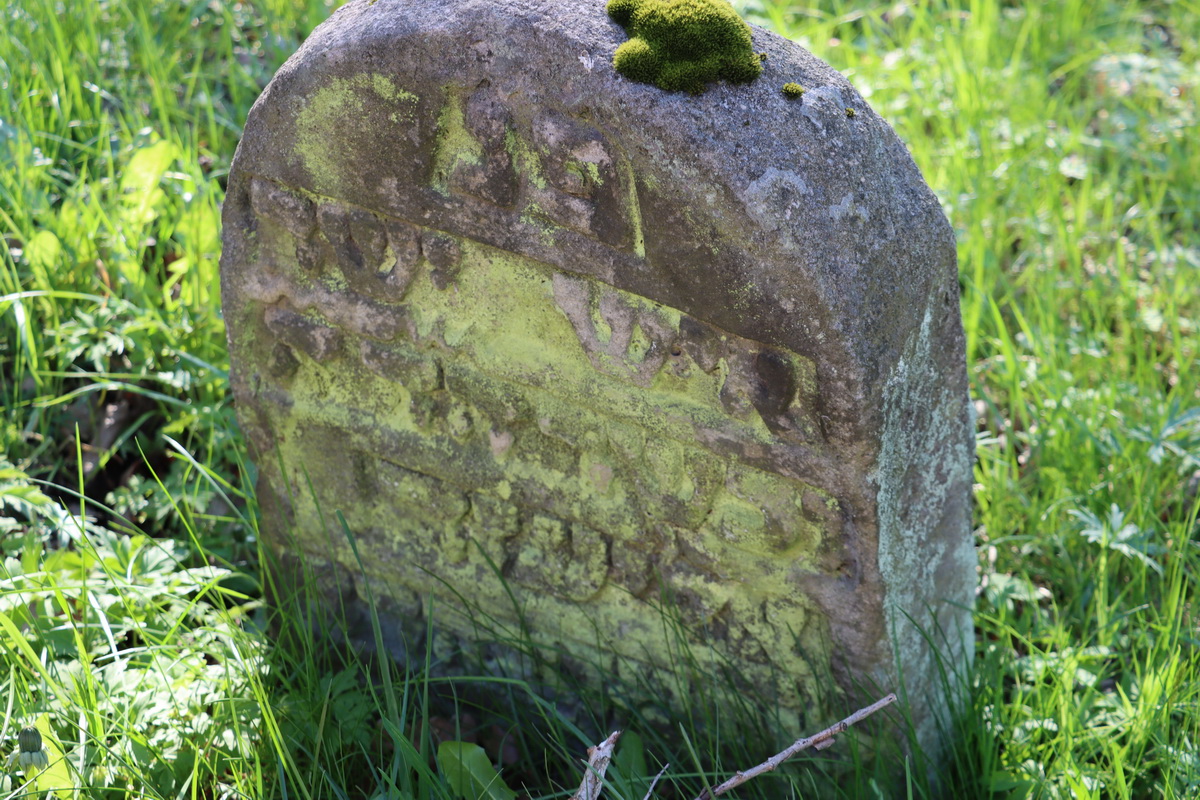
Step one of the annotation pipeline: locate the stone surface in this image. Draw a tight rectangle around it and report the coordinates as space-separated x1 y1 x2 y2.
221 0 975 752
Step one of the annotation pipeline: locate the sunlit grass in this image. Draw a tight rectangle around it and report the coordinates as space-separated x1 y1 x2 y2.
735 1 1200 796
2 0 1198 797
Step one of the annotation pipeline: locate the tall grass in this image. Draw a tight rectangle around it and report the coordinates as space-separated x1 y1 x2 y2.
2 0 1198 797
736 1 1200 796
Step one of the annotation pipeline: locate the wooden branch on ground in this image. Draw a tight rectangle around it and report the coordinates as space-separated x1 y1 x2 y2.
692 693 898 800
572 693 897 800
572 730 622 800
641 763 670 800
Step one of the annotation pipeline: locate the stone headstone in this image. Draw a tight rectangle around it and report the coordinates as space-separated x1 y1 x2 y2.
221 0 975 751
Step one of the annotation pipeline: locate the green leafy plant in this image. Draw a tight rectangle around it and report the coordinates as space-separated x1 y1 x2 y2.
1071 503 1165 574
437 742 517 800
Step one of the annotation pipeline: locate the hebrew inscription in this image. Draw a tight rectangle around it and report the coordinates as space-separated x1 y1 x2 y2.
239 142 844 704
242 168 840 653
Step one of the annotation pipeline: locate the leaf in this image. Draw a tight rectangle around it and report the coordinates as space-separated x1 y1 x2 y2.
1070 504 1164 574
612 730 649 797
988 771 1036 792
614 729 647 781
0 613 71 705
23 230 63 272
0 463 55 517
32 713 75 799
118 139 176 231
1121 402 1200 469
437 741 517 800
983 572 1050 610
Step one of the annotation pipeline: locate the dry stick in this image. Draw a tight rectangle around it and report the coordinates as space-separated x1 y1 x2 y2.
572 730 622 800
641 763 670 800
692 693 898 800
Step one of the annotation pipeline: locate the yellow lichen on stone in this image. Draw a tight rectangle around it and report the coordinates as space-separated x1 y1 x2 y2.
242 160 834 711
266 249 832 709
294 74 418 193
430 91 484 195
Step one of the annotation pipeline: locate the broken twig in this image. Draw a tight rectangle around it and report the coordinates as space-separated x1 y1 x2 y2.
641 763 670 800
692 693 897 800
572 730 622 800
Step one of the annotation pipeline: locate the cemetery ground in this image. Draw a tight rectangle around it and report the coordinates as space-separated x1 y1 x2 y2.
0 0 1196 796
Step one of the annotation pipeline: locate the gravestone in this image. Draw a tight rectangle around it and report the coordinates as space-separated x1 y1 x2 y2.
221 0 975 751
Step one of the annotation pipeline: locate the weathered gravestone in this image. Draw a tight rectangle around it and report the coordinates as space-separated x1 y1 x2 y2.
221 0 975 751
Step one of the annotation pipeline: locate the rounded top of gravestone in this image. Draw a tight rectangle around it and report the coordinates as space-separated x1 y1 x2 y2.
225 0 958 446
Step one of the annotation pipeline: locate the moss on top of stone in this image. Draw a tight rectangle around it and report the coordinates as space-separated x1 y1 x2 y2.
607 0 762 95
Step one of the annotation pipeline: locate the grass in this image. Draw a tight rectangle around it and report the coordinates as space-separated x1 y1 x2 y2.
1 0 1198 796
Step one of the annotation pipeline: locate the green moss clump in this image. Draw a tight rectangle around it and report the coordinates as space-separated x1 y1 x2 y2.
607 0 763 95
607 0 640 27
612 37 662 83
781 81 804 99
